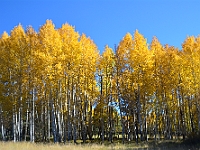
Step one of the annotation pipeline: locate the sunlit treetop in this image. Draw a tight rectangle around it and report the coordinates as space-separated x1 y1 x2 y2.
182 36 196 55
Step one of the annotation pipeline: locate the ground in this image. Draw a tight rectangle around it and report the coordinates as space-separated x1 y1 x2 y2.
0 139 199 150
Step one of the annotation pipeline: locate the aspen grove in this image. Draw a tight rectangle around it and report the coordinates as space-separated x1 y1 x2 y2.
0 20 200 143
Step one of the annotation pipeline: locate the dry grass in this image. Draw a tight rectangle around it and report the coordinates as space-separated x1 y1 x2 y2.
0 142 130 150
0 140 199 150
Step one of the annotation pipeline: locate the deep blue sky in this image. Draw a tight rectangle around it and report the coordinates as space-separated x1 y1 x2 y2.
1 0 200 53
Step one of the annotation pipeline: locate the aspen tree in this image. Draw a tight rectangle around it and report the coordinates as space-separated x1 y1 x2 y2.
9 24 29 141
129 30 151 142
79 34 99 142
115 33 133 143
97 45 115 142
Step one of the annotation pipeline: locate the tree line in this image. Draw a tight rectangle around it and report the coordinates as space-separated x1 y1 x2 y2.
0 20 200 143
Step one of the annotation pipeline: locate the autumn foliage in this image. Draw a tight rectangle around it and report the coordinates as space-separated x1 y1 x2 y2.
0 20 200 143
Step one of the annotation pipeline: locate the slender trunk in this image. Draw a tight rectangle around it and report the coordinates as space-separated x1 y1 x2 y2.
88 101 93 140
52 103 57 143
180 107 185 139
118 95 125 143
82 95 87 143
56 80 62 142
165 106 172 139
136 85 143 141
100 75 104 143
132 111 136 142
43 102 47 142
60 102 65 143
50 89 57 143
67 109 71 141
57 108 62 142
116 47 125 144
178 88 185 140
143 99 147 141
24 106 29 141
108 77 113 143
30 108 33 142
73 96 77 143
32 88 35 142
71 77 77 143
127 115 130 142
0 106 5 141
29 88 35 142
73 113 77 143
1 121 5 141
116 78 125 143
61 104 65 143
13 107 16 142
135 120 139 144
67 77 72 141
18 99 23 141
144 110 148 141
109 106 113 142
48 98 51 142
154 89 159 142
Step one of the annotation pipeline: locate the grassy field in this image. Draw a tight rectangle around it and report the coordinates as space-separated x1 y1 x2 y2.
0 142 128 150
0 140 199 150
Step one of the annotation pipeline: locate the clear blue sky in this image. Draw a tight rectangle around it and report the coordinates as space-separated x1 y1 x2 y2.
1 0 200 53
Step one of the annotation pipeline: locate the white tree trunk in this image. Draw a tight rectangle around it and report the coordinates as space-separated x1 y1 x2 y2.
0 106 5 141
13 109 16 142
32 88 35 142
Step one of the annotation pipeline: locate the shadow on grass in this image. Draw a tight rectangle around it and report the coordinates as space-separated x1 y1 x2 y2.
60 136 200 150
147 137 200 150
91 138 200 150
